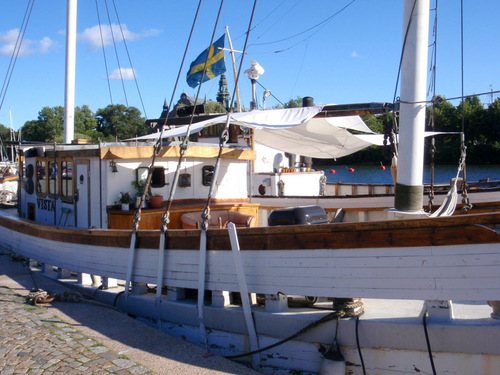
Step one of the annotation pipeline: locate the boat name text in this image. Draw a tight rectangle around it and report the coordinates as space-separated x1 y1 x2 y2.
37 198 56 212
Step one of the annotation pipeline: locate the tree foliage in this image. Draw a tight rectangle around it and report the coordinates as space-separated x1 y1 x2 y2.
0 123 10 141
316 96 500 165
283 97 303 108
204 101 226 114
21 106 65 143
95 104 146 141
20 104 147 142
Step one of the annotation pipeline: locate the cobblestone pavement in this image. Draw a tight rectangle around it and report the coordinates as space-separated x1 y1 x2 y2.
0 285 153 374
0 252 259 375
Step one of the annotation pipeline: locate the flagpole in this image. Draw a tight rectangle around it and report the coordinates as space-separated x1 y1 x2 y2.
225 26 242 112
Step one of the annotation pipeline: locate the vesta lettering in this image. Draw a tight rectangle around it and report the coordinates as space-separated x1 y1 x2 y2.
36 198 56 212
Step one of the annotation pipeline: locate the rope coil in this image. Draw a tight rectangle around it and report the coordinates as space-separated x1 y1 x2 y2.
26 289 83 306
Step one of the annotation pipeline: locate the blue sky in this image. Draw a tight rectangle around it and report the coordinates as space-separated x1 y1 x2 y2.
0 0 499 130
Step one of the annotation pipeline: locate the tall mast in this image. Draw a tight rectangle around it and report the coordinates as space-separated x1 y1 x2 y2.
64 0 77 144
224 26 242 112
395 0 430 212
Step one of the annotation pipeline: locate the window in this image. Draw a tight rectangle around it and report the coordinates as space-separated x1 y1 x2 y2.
61 160 73 201
48 160 59 195
36 160 47 195
151 167 166 187
202 165 214 186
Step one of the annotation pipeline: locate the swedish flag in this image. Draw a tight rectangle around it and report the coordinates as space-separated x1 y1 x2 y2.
186 35 226 89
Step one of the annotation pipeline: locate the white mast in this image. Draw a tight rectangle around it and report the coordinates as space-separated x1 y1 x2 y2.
63 0 77 144
395 0 430 212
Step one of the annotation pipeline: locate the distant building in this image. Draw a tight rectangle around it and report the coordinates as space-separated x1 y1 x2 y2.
216 73 230 111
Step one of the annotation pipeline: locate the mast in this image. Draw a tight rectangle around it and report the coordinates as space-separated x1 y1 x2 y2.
64 0 77 144
224 26 242 112
394 0 430 212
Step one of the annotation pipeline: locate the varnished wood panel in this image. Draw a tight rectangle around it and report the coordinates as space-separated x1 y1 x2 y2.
1 209 499 252
107 202 260 230
100 145 256 161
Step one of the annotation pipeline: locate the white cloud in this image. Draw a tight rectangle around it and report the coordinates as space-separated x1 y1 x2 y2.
78 24 161 51
351 51 359 58
38 37 57 54
107 67 136 80
0 28 57 56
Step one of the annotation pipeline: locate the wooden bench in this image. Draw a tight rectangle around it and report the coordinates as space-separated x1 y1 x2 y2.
181 210 256 229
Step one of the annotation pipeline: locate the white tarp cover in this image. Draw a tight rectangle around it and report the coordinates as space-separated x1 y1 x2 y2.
253 116 383 159
129 106 384 158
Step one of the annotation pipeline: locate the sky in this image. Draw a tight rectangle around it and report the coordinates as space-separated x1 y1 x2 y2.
0 0 499 131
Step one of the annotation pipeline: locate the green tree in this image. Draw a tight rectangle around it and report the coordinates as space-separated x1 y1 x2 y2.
0 123 10 141
487 98 500 141
481 98 500 164
427 99 460 163
457 96 488 163
204 101 226 114
75 105 100 140
21 106 64 142
283 97 303 108
95 104 147 141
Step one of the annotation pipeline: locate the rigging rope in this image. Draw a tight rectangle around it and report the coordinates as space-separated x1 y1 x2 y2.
102 0 129 108
110 0 148 118
387 0 418 158
134 0 208 231
199 0 258 230
0 0 36 114
250 0 356 51
458 0 472 213
158 0 227 232
94 0 114 105
392 0 418 106
427 0 438 211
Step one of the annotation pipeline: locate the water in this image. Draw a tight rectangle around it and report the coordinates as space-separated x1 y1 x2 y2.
319 164 500 185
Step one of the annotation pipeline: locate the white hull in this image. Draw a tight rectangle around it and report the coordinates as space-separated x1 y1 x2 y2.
1 208 500 374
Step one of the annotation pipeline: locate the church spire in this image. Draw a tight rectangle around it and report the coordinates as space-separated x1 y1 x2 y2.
216 73 230 111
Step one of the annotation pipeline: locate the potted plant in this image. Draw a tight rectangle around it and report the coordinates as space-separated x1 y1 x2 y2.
118 192 133 211
149 193 163 208
131 180 148 208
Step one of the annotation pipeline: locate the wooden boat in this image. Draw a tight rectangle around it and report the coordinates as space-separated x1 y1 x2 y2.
1 1 500 374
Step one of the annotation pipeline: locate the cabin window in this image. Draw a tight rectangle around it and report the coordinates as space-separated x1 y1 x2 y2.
136 167 148 183
151 167 166 187
61 160 73 201
48 160 59 195
202 165 214 186
36 160 47 195
135 166 167 188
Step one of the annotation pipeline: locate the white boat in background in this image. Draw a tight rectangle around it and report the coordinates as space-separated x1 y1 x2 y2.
0 162 17 206
1 1 500 374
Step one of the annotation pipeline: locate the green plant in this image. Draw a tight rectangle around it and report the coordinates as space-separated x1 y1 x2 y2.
131 179 148 197
119 192 133 204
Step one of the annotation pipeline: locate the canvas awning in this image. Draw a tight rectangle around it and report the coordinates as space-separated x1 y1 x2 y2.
129 106 385 158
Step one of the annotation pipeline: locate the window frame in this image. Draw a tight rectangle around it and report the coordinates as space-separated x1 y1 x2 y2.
35 158 48 197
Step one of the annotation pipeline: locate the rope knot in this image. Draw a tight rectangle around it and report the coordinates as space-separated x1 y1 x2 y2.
26 289 54 305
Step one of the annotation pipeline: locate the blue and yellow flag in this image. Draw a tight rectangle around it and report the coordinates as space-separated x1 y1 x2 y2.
186 35 226 89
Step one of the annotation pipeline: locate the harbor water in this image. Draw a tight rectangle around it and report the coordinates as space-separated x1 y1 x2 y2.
319 164 500 185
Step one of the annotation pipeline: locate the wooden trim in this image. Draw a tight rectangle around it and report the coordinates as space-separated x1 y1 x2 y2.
45 148 99 158
0 175 18 183
100 145 256 161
